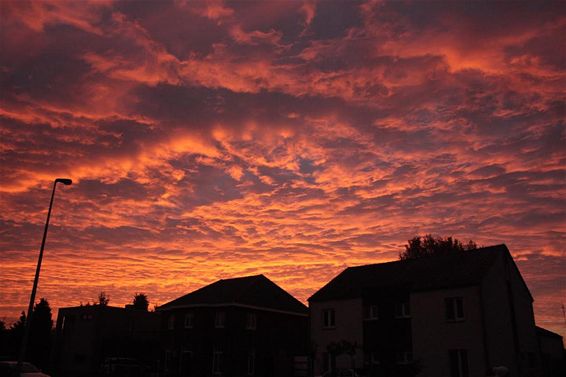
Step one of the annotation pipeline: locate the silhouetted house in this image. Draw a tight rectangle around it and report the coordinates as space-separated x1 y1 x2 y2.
536 326 565 377
52 304 160 377
309 244 544 377
157 274 308 377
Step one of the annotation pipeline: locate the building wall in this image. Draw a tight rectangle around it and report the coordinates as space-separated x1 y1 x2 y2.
310 298 363 375
53 306 160 377
160 305 308 377
538 331 565 377
506 257 542 376
362 289 414 376
412 286 486 377
481 252 542 377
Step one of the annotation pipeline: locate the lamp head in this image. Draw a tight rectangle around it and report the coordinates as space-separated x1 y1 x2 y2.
55 178 73 186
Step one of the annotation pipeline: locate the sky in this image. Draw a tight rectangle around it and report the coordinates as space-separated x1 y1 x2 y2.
0 0 564 337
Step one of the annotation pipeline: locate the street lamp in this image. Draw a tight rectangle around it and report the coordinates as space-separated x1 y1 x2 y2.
17 178 72 368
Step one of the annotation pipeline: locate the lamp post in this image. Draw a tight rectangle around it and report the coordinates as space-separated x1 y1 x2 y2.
17 178 72 369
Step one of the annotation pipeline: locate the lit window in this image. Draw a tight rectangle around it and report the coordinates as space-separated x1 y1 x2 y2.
247 350 255 375
449 349 469 377
322 309 335 328
215 311 226 328
212 348 223 375
246 312 257 330
445 297 464 321
184 312 194 328
395 301 411 318
396 351 413 365
168 314 175 330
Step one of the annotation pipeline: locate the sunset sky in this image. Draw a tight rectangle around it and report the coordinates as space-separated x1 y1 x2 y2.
0 1 564 337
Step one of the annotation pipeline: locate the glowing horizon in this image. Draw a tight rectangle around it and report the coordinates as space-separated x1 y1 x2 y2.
0 0 564 338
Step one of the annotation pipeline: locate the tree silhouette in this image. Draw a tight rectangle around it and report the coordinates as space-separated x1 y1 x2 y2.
132 293 149 311
98 291 110 306
29 298 53 369
399 234 477 260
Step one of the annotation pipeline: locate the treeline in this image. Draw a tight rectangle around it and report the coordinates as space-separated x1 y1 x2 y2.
0 298 53 370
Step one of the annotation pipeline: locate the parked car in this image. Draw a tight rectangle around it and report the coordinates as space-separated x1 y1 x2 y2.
0 361 51 377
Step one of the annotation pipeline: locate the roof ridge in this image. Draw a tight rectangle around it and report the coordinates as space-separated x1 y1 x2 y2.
346 244 507 270
233 274 264 302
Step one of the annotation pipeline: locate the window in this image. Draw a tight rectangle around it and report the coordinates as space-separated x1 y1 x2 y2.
449 349 469 377
184 312 194 328
396 351 413 365
247 350 255 375
395 301 411 318
445 297 464 321
215 311 226 328
212 348 223 375
164 350 173 373
365 304 379 320
246 312 257 330
322 352 331 373
168 314 175 330
180 351 192 377
322 309 335 328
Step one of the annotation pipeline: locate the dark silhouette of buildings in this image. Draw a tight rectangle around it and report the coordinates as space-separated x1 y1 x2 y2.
52 304 160 377
537 326 565 377
309 244 550 377
38 244 565 377
157 274 308 377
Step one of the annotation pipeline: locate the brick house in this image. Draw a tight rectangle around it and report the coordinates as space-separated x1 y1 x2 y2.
157 274 308 377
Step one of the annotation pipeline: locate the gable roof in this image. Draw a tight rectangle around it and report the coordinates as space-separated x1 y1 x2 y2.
158 274 307 315
309 244 511 302
536 326 564 340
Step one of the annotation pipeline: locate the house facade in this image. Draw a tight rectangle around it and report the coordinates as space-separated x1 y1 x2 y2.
309 245 545 377
52 304 160 377
157 274 308 377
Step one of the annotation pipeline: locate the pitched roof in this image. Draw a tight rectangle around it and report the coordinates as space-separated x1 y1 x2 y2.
309 244 510 302
536 326 564 340
158 274 307 315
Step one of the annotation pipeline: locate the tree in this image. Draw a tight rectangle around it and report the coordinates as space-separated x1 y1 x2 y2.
28 298 53 370
399 234 477 260
98 291 110 306
132 293 149 311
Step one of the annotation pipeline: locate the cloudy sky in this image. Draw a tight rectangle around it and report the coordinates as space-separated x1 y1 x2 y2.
0 0 564 336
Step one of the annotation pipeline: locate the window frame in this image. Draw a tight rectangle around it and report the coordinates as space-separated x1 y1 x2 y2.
395 351 413 365
449 349 469 377
394 301 411 319
445 297 465 322
214 311 226 329
322 308 336 329
366 304 379 320
247 350 255 376
246 312 257 330
184 312 194 329
212 348 223 375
